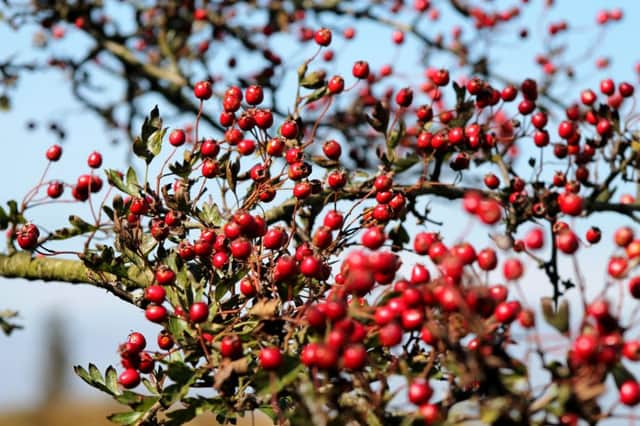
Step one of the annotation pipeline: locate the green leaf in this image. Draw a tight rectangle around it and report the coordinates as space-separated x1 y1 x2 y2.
0 206 9 229
89 363 103 383
258 360 304 396
541 297 569 334
167 316 190 341
141 106 163 141
105 366 119 395
199 202 223 226
612 363 636 389
300 70 326 89
126 167 140 194
305 86 328 105
0 310 21 335
106 170 130 195
297 62 308 80
115 391 144 405
132 136 153 164
392 154 419 173
74 365 92 384
0 94 10 111
148 128 167 157
107 411 143 425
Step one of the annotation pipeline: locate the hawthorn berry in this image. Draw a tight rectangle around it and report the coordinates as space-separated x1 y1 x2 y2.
189 302 209 323
259 347 282 370
194 80 213 100
169 129 186 147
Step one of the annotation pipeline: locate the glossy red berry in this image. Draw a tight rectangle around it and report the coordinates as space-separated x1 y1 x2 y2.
259 347 282 370
352 60 370 79
87 151 102 168
245 85 264 105
189 302 209 323
144 285 166 304
194 80 213 100
118 368 140 389
46 144 62 161
169 129 186 147
408 379 433 405
47 181 64 198
220 334 243 358
145 305 168 323
620 380 640 406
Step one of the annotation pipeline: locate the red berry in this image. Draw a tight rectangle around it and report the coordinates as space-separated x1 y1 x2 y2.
378 322 403 347
314 28 332 46
620 380 640 406
145 305 168 323
189 302 209 323
341 344 367 370
600 78 615 95
127 332 146 352
220 335 243 359
259 347 282 370
245 85 264 105
586 227 601 244
280 120 299 139
87 151 102 168
525 228 544 250
47 181 64 198
157 331 174 350
194 80 213 100
557 192 583 216
144 285 166 304
322 139 342 160
46 144 62 161
16 224 40 250
155 266 176 285
169 129 186 147
408 379 433 405
352 60 370 79
118 368 140 389
503 258 524 280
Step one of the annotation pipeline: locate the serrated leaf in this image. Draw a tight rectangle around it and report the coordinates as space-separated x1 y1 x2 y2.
108 411 143 425
199 202 223 226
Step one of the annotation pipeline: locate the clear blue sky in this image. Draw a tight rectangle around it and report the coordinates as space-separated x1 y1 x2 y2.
0 0 639 413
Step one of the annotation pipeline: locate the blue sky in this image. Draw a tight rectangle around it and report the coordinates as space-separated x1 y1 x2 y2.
1 0 640 415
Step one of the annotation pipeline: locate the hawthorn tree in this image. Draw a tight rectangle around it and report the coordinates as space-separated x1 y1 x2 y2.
2 0 640 425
